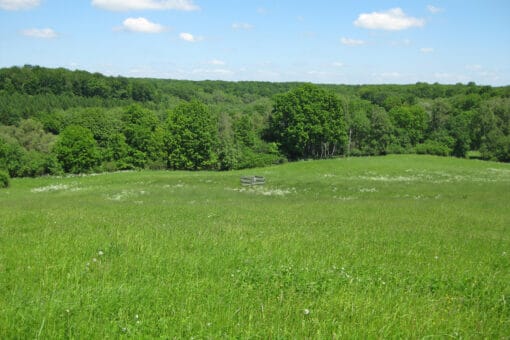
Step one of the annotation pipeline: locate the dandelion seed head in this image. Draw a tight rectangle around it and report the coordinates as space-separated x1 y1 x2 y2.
303 308 310 315
98 250 104 256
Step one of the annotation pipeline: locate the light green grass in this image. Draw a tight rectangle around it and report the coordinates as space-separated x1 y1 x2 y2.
1 155 509 338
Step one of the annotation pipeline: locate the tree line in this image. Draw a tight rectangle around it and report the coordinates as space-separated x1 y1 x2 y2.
0 66 509 179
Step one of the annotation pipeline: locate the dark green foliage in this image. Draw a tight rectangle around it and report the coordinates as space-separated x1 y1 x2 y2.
367 106 394 155
53 126 100 173
388 105 429 148
447 112 472 158
415 140 452 156
268 84 347 160
0 119 56 152
0 169 9 188
0 119 60 176
122 104 164 166
1 65 509 177
165 101 218 170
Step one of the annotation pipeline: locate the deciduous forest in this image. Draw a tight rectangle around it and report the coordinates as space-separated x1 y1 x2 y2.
1 65 509 179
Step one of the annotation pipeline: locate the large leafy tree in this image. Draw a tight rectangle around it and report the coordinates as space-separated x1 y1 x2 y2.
367 106 394 155
122 104 164 165
165 101 218 170
388 105 429 147
53 126 100 173
267 84 347 160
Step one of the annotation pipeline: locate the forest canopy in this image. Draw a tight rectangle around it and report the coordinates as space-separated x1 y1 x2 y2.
0 65 509 178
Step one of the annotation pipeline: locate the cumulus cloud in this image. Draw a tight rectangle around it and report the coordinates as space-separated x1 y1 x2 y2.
21 28 57 39
354 8 425 31
427 5 443 14
92 0 199 11
420 47 434 53
341 37 365 46
232 22 254 30
121 17 165 33
179 32 202 42
0 0 39 10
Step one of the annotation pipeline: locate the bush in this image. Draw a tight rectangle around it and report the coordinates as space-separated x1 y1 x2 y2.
386 143 411 155
237 150 285 169
415 140 452 156
0 170 10 188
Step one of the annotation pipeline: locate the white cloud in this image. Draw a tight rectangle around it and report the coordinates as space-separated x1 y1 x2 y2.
21 28 57 39
257 7 267 15
341 37 365 46
390 39 412 46
307 70 328 76
179 32 202 42
332 62 344 67
379 72 402 78
121 17 165 33
433 72 469 83
232 22 254 30
420 47 434 53
92 0 199 11
354 8 425 31
427 5 443 14
0 0 39 10
192 68 233 76
466 64 482 71
208 59 225 66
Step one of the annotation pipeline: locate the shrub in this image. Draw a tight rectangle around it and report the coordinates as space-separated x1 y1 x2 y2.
386 143 410 155
415 140 452 156
0 170 10 188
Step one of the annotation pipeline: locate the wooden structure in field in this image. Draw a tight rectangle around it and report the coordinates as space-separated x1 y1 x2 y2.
240 176 266 186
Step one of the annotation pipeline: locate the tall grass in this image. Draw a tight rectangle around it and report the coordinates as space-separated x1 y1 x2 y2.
1 155 509 338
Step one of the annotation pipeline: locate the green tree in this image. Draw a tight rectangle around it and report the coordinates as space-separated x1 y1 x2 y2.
447 112 472 158
53 126 100 173
388 105 429 147
122 105 164 166
267 84 347 160
165 101 218 170
367 106 394 155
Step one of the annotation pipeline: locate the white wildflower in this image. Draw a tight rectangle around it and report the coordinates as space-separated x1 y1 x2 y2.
303 309 310 315
359 188 377 193
98 250 104 256
31 184 70 193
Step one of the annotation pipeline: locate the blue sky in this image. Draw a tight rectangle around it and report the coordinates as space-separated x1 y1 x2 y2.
1 0 509 85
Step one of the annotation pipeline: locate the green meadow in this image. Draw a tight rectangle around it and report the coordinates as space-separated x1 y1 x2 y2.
1 155 509 338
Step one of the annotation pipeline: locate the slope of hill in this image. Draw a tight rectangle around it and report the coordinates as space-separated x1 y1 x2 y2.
1 155 509 337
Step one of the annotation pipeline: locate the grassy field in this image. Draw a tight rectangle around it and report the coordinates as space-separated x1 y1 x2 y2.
1 155 509 338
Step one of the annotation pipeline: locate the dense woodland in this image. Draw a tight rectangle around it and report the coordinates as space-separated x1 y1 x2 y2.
0 65 509 179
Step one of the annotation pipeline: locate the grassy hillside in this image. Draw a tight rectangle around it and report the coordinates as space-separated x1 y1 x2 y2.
1 155 509 338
